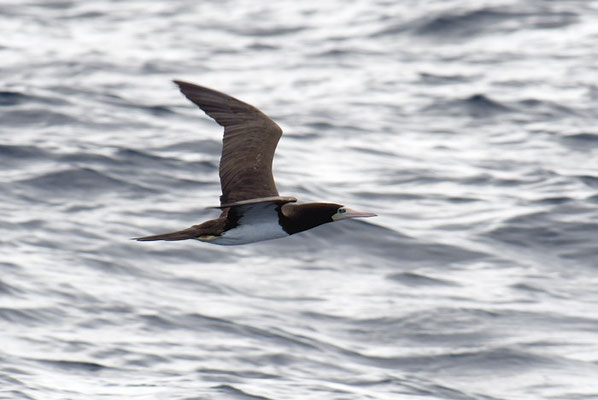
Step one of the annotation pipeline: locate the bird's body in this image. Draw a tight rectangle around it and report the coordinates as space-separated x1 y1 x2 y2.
135 81 375 245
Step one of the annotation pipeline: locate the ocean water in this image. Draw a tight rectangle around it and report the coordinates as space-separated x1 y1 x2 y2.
2 0 598 399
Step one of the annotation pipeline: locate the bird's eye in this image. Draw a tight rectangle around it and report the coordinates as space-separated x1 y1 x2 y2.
338 208 346 214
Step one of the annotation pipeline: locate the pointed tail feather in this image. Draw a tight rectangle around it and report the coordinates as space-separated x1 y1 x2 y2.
134 227 200 241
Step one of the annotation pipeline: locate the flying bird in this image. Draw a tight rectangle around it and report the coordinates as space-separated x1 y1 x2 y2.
135 81 376 245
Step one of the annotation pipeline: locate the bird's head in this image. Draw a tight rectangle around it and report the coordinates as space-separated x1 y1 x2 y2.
280 202 376 235
331 205 377 221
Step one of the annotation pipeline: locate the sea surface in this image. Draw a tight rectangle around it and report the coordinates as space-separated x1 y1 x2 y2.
2 0 598 399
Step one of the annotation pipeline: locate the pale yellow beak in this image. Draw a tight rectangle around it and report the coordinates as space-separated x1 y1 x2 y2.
333 208 377 221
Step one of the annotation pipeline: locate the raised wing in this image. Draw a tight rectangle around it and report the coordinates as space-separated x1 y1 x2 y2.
174 80 283 205
216 196 297 209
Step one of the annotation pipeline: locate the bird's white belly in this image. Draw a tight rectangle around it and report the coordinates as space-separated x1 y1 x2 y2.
210 221 288 245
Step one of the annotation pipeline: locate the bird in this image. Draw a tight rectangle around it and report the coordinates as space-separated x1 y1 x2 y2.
135 80 376 245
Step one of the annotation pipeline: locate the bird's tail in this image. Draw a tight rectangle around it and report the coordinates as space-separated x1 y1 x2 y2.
133 226 200 241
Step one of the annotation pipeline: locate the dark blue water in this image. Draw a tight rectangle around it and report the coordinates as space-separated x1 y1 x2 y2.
2 1 598 399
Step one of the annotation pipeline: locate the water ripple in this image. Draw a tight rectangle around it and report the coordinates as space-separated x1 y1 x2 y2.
2 0 598 399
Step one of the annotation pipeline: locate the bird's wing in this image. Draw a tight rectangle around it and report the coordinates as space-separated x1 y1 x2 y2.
215 196 297 209
174 80 283 205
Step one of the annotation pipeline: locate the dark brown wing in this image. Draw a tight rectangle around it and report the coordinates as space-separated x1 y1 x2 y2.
174 80 283 205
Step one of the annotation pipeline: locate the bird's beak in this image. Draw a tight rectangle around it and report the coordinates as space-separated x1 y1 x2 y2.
333 208 377 221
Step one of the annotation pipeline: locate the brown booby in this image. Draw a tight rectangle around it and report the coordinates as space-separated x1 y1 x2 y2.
135 81 376 245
